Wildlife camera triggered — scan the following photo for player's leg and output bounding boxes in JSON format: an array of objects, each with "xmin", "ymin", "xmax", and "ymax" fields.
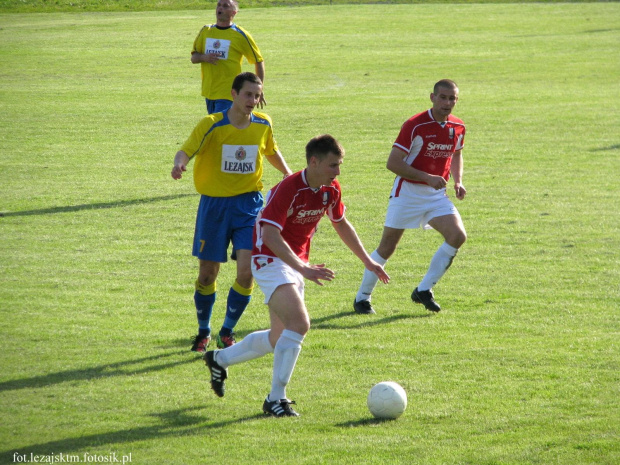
[
  {"xmin": 354, "ymin": 227, "xmax": 403, "ymax": 313},
  {"xmin": 264, "ymin": 283, "xmax": 307, "ymax": 417},
  {"xmin": 204, "ymin": 324, "xmax": 275, "ymax": 397},
  {"xmin": 191, "ymin": 260, "xmax": 220, "ymax": 352},
  {"xmin": 217, "ymin": 193, "xmax": 263, "ymax": 348},
  {"xmin": 269, "ymin": 284, "xmax": 309, "ymax": 400},
  {"xmin": 205, "ymin": 324, "xmax": 276, "ymax": 398},
  {"xmin": 413, "ymin": 213, "xmax": 466, "ymax": 312},
  {"xmin": 191, "ymin": 195, "xmax": 230, "ymax": 352},
  {"xmin": 355, "ymin": 184, "xmax": 429, "ymax": 314},
  {"xmin": 204, "ymin": 251, "xmax": 274, "ymax": 399},
  {"xmin": 217, "ymin": 249, "xmax": 253, "ymax": 348}
]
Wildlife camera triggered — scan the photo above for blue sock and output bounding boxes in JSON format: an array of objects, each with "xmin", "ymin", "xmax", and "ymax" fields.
[
  {"xmin": 194, "ymin": 280, "xmax": 216, "ymax": 337},
  {"xmin": 221, "ymin": 281, "xmax": 252, "ymax": 336}
]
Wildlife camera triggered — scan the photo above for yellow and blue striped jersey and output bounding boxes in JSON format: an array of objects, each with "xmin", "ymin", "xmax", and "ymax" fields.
[
  {"xmin": 192, "ymin": 24, "xmax": 263, "ymax": 100},
  {"xmin": 181, "ymin": 111, "xmax": 279, "ymax": 197}
]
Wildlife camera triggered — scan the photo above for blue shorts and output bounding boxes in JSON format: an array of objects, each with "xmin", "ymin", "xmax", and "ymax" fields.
[
  {"xmin": 206, "ymin": 99, "xmax": 233, "ymax": 115},
  {"xmin": 193, "ymin": 191, "xmax": 263, "ymax": 263}
]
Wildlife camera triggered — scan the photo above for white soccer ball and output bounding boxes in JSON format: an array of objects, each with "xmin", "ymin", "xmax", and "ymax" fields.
[{"xmin": 367, "ymin": 381, "xmax": 407, "ymax": 419}]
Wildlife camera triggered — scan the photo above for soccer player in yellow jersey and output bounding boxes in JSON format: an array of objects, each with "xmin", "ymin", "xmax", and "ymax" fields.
[
  {"xmin": 191, "ymin": 0, "xmax": 265, "ymax": 114},
  {"xmin": 172, "ymin": 72, "xmax": 292, "ymax": 352}
]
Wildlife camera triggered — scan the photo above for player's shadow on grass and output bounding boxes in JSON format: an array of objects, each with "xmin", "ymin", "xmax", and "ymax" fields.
[
  {"xmin": 0, "ymin": 407, "xmax": 267, "ymax": 461},
  {"xmin": 162, "ymin": 311, "xmax": 433, "ymax": 349},
  {"xmin": 0, "ymin": 194, "xmax": 195, "ymax": 217},
  {"xmin": 0, "ymin": 350, "xmax": 195, "ymax": 392},
  {"xmin": 311, "ymin": 311, "xmax": 432, "ymax": 331},
  {"xmin": 590, "ymin": 143, "xmax": 620, "ymax": 152}
]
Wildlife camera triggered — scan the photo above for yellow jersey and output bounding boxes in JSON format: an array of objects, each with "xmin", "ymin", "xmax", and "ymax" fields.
[
  {"xmin": 181, "ymin": 111, "xmax": 279, "ymax": 197},
  {"xmin": 192, "ymin": 24, "xmax": 263, "ymax": 100}
]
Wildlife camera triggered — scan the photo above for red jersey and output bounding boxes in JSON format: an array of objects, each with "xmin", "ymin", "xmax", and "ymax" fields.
[
  {"xmin": 392, "ymin": 109, "xmax": 465, "ymax": 194},
  {"xmin": 252, "ymin": 169, "xmax": 346, "ymax": 263}
]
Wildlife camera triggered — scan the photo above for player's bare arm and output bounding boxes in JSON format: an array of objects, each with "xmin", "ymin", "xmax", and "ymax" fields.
[
  {"xmin": 171, "ymin": 151, "xmax": 190, "ymax": 180},
  {"xmin": 264, "ymin": 150, "xmax": 293, "ymax": 178},
  {"xmin": 191, "ymin": 52, "xmax": 220, "ymax": 65},
  {"xmin": 254, "ymin": 61, "xmax": 266, "ymax": 108},
  {"xmin": 386, "ymin": 147, "xmax": 447, "ymax": 190},
  {"xmin": 261, "ymin": 224, "xmax": 335, "ymax": 286},
  {"xmin": 331, "ymin": 219, "xmax": 390, "ymax": 284},
  {"xmin": 450, "ymin": 150, "xmax": 466, "ymax": 200}
]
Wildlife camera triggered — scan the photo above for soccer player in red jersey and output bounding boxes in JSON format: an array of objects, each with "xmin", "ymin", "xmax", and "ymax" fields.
[
  {"xmin": 354, "ymin": 79, "xmax": 467, "ymax": 314},
  {"xmin": 204, "ymin": 134, "xmax": 389, "ymax": 417}
]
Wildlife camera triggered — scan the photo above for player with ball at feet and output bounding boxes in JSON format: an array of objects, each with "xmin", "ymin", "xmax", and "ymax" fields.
[
  {"xmin": 354, "ymin": 79, "xmax": 468, "ymax": 314},
  {"xmin": 204, "ymin": 134, "xmax": 389, "ymax": 417}
]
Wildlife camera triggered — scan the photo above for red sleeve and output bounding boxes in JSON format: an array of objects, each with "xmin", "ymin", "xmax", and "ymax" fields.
[
  {"xmin": 393, "ymin": 118, "xmax": 415, "ymax": 153},
  {"xmin": 259, "ymin": 180, "xmax": 292, "ymax": 231},
  {"xmin": 327, "ymin": 180, "xmax": 346, "ymax": 223}
]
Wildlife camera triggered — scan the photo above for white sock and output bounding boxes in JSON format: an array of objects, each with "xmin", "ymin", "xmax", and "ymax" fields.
[
  {"xmin": 215, "ymin": 330, "xmax": 273, "ymax": 368},
  {"xmin": 418, "ymin": 242, "xmax": 458, "ymax": 291},
  {"xmin": 355, "ymin": 250, "xmax": 387, "ymax": 302},
  {"xmin": 269, "ymin": 329, "xmax": 304, "ymax": 401}
]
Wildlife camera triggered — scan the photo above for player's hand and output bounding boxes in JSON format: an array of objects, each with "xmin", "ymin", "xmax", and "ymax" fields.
[
  {"xmin": 426, "ymin": 174, "xmax": 447, "ymax": 190},
  {"xmin": 301, "ymin": 263, "xmax": 335, "ymax": 286},
  {"xmin": 454, "ymin": 183, "xmax": 466, "ymax": 200},
  {"xmin": 257, "ymin": 92, "xmax": 266, "ymax": 109},
  {"xmin": 366, "ymin": 260, "xmax": 390, "ymax": 284},
  {"xmin": 204, "ymin": 53, "xmax": 220, "ymax": 65},
  {"xmin": 171, "ymin": 163, "xmax": 186, "ymax": 180}
]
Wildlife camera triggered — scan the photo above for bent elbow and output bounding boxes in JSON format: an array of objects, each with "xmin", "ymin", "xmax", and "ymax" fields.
[{"xmin": 386, "ymin": 159, "xmax": 398, "ymax": 174}]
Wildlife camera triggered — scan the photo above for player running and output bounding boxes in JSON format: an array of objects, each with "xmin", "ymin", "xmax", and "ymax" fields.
[
  {"xmin": 204, "ymin": 134, "xmax": 389, "ymax": 417},
  {"xmin": 354, "ymin": 79, "xmax": 468, "ymax": 314}
]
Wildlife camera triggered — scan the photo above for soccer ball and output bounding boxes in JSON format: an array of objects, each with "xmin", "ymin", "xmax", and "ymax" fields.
[{"xmin": 367, "ymin": 381, "xmax": 407, "ymax": 419}]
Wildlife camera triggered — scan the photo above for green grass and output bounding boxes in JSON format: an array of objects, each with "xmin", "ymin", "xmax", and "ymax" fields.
[
  {"xmin": 0, "ymin": 0, "xmax": 610, "ymax": 13},
  {"xmin": 1, "ymin": 2, "xmax": 619, "ymax": 464}
]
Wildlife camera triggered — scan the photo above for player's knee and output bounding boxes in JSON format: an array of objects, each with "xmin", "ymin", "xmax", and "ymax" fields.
[
  {"xmin": 236, "ymin": 270, "xmax": 253, "ymax": 289},
  {"xmin": 450, "ymin": 230, "xmax": 467, "ymax": 249},
  {"xmin": 197, "ymin": 272, "xmax": 217, "ymax": 287},
  {"xmin": 290, "ymin": 318, "xmax": 310, "ymax": 336},
  {"xmin": 198, "ymin": 261, "xmax": 219, "ymax": 285},
  {"xmin": 458, "ymin": 229, "xmax": 467, "ymax": 246}
]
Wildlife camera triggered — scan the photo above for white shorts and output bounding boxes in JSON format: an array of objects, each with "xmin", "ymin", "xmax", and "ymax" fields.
[
  {"xmin": 251, "ymin": 256, "xmax": 305, "ymax": 304},
  {"xmin": 385, "ymin": 182, "xmax": 460, "ymax": 230}
]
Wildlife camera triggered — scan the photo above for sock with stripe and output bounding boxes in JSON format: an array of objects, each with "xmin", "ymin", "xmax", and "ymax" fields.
[
  {"xmin": 194, "ymin": 280, "xmax": 216, "ymax": 337},
  {"xmin": 418, "ymin": 242, "xmax": 458, "ymax": 291},
  {"xmin": 355, "ymin": 250, "xmax": 388, "ymax": 303},
  {"xmin": 220, "ymin": 280, "xmax": 253, "ymax": 337}
]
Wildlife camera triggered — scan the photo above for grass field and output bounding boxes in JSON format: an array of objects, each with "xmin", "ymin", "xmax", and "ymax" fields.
[
  {"xmin": 1, "ymin": 2, "xmax": 619, "ymax": 464},
  {"xmin": 0, "ymin": 0, "xmax": 607, "ymax": 14}
]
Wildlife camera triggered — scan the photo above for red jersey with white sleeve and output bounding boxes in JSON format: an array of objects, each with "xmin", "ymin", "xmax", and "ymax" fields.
[
  {"xmin": 392, "ymin": 109, "xmax": 465, "ymax": 193},
  {"xmin": 252, "ymin": 169, "xmax": 346, "ymax": 263}
]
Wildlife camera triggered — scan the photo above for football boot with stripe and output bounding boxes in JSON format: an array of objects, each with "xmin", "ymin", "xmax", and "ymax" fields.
[{"xmin": 262, "ymin": 397, "xmax": 300, "ymax": 417}]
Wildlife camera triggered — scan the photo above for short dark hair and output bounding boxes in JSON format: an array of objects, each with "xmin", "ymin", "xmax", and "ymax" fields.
[
  {"xmin": 305, "ymin": 134, "xmax": 345, "ymax": 163},
  {"xmin": 232, "ymin": 72, "xmax": 263, "ymax": 93},
  {"xmin": 433, "ymin": 79, "xmax": 459, "ymax": 94}
]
